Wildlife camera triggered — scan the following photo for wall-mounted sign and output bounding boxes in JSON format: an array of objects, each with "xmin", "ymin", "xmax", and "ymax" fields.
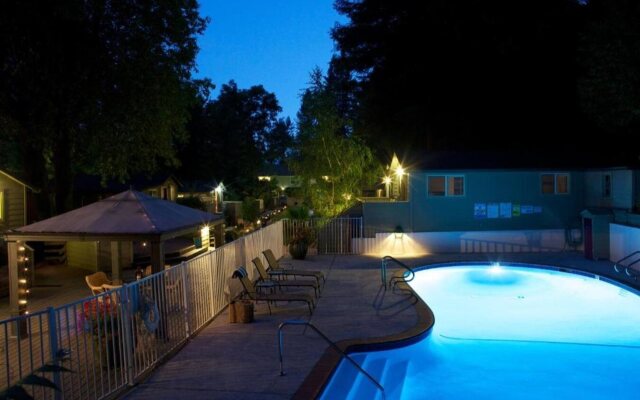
[
  {"xmin": 521, "ymin": 205, "xmax": 534, "ymax": 214},
  {"xmin": 500, "ymin": 202, "xmax": 512, "ymax": 218},
  {"xmin": 513, "ymin": 204, "xmax": 521, "ymax": 217},
  {"xmin": 474, "ymin": 203, "xmax": 487, "ymax": 219},
  {"xmin": 487, "ymin": 203, "xmax": 499, "ymax": 219}
]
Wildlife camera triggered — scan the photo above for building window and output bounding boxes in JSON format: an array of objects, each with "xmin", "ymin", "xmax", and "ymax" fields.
[
  {"xmin": 428, "ymin": 175, "xmax": 464, "ymax": 197},
  {"xmin": 428, "ymin": 176, "xmax": 445, "ymax": 196},
  {"xmin": 448, "ymin": 176, "xmax": 465, "ymax": 196},
  {"xmin": 541, "ymin": 173, "xmax": 570, "ymax": 195},
  {"xmin": 602, "ymin": 174, "xmax": 611, "ymax": 198}
]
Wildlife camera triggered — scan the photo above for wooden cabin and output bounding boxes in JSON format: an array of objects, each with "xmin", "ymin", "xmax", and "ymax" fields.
[{"xmin": 0, "ymin": 169, "xmax": 36, "ymax": 232}]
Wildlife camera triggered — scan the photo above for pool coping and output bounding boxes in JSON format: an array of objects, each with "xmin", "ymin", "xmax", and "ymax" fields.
[
  {"xmin": 293, "ymin": 260, "xmax": 640, "ymax": 399},
  {"xmin": 292, "ymin": 268, "xmax": 435, "ymax": 400}
]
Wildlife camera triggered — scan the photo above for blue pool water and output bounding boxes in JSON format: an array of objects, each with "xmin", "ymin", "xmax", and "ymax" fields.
[{"xmin": 320, "ymin": 264, "xmax": 640, "ymax": 399}]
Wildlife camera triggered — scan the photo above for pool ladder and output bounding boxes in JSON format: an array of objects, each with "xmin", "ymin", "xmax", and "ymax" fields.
[
  {"xmin": 613, "ymin": 250, "xmax": 640, "ymax": 279},
  {"xmin": 381, "ymin": 255, "xmax": 416, "ymax": 288},
  {"xmin": 278, "ymin": 320, "xmax": 385, "ymax": 399}
]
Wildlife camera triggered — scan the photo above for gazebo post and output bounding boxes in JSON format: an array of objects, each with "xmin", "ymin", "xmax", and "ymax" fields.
[
  {"xmin": 150, "ymin": 240, "xmax": 165, "ymax": 274},
  {"xmin": 7, "ymin": 241, "xmax": 19, "ymax": 317},
  {"xmin": 110, "ymin": 241, "xmax": 122, "ymax": 282},
  {"xmin": 213, "ymin": 223, "xmax": 225, "ymax": 248},
  {"xmin": 7, "ymin": 241, "xmax": 27, "ymax": 337}
]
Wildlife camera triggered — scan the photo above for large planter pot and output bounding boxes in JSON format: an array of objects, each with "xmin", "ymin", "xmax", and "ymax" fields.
[{"xmin": 289, "ymin": 242, "xmax": 308, "ymax": 260}]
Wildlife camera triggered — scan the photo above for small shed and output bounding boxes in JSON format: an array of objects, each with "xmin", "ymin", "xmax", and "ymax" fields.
[
  {"xmin": 3, "ymin": 190, "xmax": 224, "ymax": 319},
  {"xmin": 580, "ymin": 208, "xmax": 614, "ymax": 260}
]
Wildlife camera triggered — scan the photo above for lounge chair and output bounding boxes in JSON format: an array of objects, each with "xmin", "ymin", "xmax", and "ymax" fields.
[
  {"xmin": 262, "ymin": 249, "xmax": 325, "ymax": 285},
  {"xmin": 85, "ymin": 272, "xmax": 121, "ymax": 295},
  {"xmin": 235, "ymin": 270, "xmax": 315, "ymax": 315},
  {"xmin": 252, "ymin": 257, "xmax": 320, "ymax": 298}
]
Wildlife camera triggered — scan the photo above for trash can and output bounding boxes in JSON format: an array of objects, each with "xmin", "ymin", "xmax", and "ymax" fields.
[{"xmin": 228, "ymin": 300, "xmax": 254, "ymax": 323}]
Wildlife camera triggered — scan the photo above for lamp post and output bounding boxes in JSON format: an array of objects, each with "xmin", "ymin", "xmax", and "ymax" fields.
[
  {"xmin": 214, "ymin": 183, "xmax": 224, "ymax": 213},
  {"xmin": 383, "ymin": 176, "xmax": 391, "ymax": 198},
  {"xmin": 395, "ymin": 166, "xmax": 405, "ymax": 199}
]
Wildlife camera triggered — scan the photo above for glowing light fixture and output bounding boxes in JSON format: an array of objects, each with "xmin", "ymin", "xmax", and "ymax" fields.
[
  {"xmin": 394, "ymin": 225, "xmax": 404, "ymax": 239},
  {"xmin": 382, "ymin": 176, "xmax": 392, "ymax": 185},
  {"xmin": 395, "ymin": 166, "xmax": 405, "ymax": 177},
  {"xmin": 201, "ymin": 225, "xmax": 210, "ymax": 237},
  {"xmin": 489, "ymin": 263, "xmax": 503, "ymax": 274}
]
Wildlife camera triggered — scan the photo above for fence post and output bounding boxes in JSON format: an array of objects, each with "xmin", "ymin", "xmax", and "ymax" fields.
[
  {"xmin": 180, "ymin": 262, "xmax": 190, "ymax": 338},
  {"xmin": 47, "ymin": 307, "xmax": 62, "ymax": 400},
  {"xmin": 121, "ymin": 285, "xmax": 136, "ymax": 386},
  {"xmin": 207, "ymin": 254, "xmax": 215, "ymax": 319},
  {"xmin": 360, "ymin": 217, "xmax": 364, "ymax": 240}
]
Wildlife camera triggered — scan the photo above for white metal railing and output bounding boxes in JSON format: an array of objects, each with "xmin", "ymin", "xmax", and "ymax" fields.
[
  {"xmin": 0, "ymin": 220, "xmax": 284, "ymax": 399},
  {"xmin": 282, "ymin": 217, "xmax": 363, "ymax": 255}
]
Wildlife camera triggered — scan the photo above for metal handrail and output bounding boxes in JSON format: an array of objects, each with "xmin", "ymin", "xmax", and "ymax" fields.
[
  {"xmin": 278, "ymin": 320, "xmax": 385, "ymax": 399},
  {"xmin": 614, "ymin": 251, "xmax": 640, "ymax": 273},
  {"xmin": 624, "ymin": 257, "xmax": 640, "ymax": 279},
  {"xmin": 382, "ymin": 256, "xmax": 415, "ymax": 289}
]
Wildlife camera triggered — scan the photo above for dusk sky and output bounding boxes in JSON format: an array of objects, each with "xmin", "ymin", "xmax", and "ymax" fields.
[{"xmin": 195, "ymin": 0, "xmax": 343, "ymax": 121}]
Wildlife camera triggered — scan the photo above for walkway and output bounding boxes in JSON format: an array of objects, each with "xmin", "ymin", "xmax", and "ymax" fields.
[{"xmin": 124, "ymin": 251, "xmax": 632, "ymax": 399}]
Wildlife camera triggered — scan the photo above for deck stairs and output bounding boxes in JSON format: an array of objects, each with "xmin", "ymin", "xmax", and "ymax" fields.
[{"xmin": 321, "ymin": 353, "xmax": 410, "ymax": 400}]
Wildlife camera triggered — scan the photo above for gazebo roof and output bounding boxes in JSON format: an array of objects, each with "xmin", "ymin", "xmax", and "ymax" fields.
[{"xmin": 6, "ymin": 190, "xmax": 222, "ymax": 240}]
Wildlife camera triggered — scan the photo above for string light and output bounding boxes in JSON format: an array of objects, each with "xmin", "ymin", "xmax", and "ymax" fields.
[{"xmin": 17, "ymin": 243, "xmax": 29, "ymax": 315}]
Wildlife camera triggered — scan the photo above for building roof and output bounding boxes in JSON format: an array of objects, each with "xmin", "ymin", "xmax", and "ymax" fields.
[
  {"xmin": 9, "ymin": 190, "xmax": 222, "ymax": 238},
  {"xmin": 0, "ymin": 169, "xmax": 36, "ymax": 190},
  {"xmin": 401, "ymin": 151, "xmax": 640, "ymax": 171}
]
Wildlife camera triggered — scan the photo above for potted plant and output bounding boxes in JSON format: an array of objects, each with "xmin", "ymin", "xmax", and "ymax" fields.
[
  {"xmin": 288, "ymin": 226, "xmax": 316, "ymax": 260},
  {"xmin": 84, "ymin": 298, "xmax": 122, "ymax": 370}
]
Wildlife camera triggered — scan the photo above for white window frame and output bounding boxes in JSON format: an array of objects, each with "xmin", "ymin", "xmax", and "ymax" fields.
[
  {"xmin": 541, "ymin": 173, "xmax": 570, "ymax": 195},
  {"xmin": 427, "ymin": 175, "xmax": 465, "ymax": 197}
]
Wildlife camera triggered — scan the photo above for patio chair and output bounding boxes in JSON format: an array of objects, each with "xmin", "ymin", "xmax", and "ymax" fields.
[
  {"xmin": 85, "ymin": 272, "xmax": 121, "ymax": 296},
  {"xmin": 235, "ymin": 268, "xmax": 315, "ymax": 315},
  {"xmin": 262, "ymin": 249, "xmax": 325, "ymax": 285},
  {"xmin": 252, "ymin": 257, "xmax": 320, "ymax": 298}
]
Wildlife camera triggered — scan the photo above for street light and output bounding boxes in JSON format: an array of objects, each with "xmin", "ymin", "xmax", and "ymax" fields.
[
  {"xmin": 382, "ymin": 176, "xmax": 392, "ymax": 198},
  {"xmin": 213, "ymin": 183, "xmax": 224, "ymax": 213},
  {"xmin": 395, "ymin": 165, "xmax": 405, "ymax": 199}
]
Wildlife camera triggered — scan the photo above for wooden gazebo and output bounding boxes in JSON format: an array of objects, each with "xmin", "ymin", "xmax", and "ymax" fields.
[{"xmin": 3, "ymin": 190, "xmax": 224, "ymax": 319}]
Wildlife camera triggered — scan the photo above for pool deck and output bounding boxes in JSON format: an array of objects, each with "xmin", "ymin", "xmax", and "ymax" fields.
[{"xmin": 124, "ymin": 251, "xmax": 635, "ymax": 400}]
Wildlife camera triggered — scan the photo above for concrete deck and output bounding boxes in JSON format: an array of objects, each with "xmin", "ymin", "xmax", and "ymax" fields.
[{"xmin": 124, "ymin": 251, "xmax": 636, "ymax": 400}]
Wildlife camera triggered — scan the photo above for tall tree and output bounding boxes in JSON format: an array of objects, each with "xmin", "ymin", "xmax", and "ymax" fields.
[
  {"xmin": 331, "ymin": 0, "xmax": 581, "ymax": 156},
  {"xmin": 0, "ymin": 0, "xmax": 207, "ymax": 213},
  {"xmin": 292, "ymin": 69, "xmax": 381, "ymax": 217},
  {"xmin": 577, "ymin": 0, "xmax": 640, "ymax": 152},
  {"xmin": 178, "ymin": 81, "xmax": 293, "ymax": 194}
]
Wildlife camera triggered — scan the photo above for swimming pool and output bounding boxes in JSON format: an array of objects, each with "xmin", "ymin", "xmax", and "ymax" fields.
[{"xmin": 320, "ymin": 263, "xmax": 640, "ymax": 399}]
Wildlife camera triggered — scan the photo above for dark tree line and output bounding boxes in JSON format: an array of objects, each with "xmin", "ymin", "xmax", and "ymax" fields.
[
  {"xmin": 0, "ymin": 0, "xmax": 207, "ymax": 213},
  {"xmin": 178, "ymin": 81, "xmax": 293, "ymax": 194},
  {"xmin": 329, "ymin": 0, "xmax": 640, "ymax": 162},
  {"xmin": 0, "ymin": 1, "xmax": 293, "ymax": 214}
]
